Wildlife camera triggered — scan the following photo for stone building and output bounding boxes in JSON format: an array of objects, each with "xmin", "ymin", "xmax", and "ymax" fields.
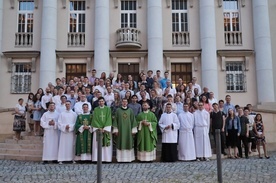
[{"xmin": 0, "ymin": 0, "xmax": 275, "ymax": 108}]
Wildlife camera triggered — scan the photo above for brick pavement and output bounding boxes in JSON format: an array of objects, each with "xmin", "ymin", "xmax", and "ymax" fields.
[{"xmin": 0, "ymin": 152, "xmax": 275, "ymax": 183}]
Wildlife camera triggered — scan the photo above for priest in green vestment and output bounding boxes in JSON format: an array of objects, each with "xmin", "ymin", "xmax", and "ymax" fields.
[
  {"xmin": 91, "ymin": 97, "xmax": 113, "ymax": 162},
  {"xmin": 113, "ymin": 98, "xmax": 138, "ymax": 162},
  {"xmin": 75, "ymin": 103, "xmax": 93, "ymax": 161},
  {"xmin": 136, "ymin": 102, "xmax": 158, "ymax": 161}
]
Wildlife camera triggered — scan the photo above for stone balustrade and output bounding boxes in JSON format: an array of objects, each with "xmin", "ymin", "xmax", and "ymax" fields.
[
  {"xmin": 172, "ymin": 32, "xmax": 190, "ymax": 46},
  {"xmin": 116, "ymin": 27, "xmax": 141, "ymax": 48},
  {"xmin": 15, "ymin": 33, "xmax": 33, "ymax": 47},
  {"xmin": 224, "ymin": 31, "xmax": 242, "ymax": 45},
  {"xmin": 68, "ymin": 32, "xmax": 85, "ymax": 46}
]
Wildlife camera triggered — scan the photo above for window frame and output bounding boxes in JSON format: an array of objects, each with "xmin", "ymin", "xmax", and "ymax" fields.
[
  {"xmin": 17, "ymin": 0, "xmax": 34, "ymax": 33},
  {"xmin": 171, "ymin": 0, "xmax": 188, "ymax": 33},
  {"xmin": 11, "ymin": 62, "xmax": 32, "ymax": 94},
  {"xmin": 68, "ymin": 0, "xmax": 86, "ymax": 33},
  {"xmin": 225, "ymin": 61, "xmax": 246, "ymax": 92},
  {"xmin": 223, "ymin": 0, "xmax": 240, "ymax": 32},
  {"xmin": 120, "ymin": 0, "xmax": 137, "ymax": 28}
]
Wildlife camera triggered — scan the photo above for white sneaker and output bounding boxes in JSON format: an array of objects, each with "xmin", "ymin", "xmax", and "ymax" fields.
[
  {"xmin": 205, "ymin": 158, "xmax": 210, "ymax": 161},
  {"xmin": 59, "ymin": 162, "xmax": 63, "ymax": 165}
]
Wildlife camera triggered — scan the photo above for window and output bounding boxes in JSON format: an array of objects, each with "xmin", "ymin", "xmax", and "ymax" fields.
[
  {"xmin": 69, "ymin": 1, "xmax": 85, "ymax": 33},
  {"xmin": 11, "ymin": 63, "xmax": 32, "ymax": 93},
  {"xmin": 121, "ymin": 1, "xmax": 137, "ymax": 28},
  {"xmin": 226, "ymin": 62, "xmax": 246, "ymax": 92},
  {"xmin": 172, "ymin": 0, "xmax": 188, "ymax": 32},
  {"xmin": 66, "ymin": 64, "xmax": 87, "ymax": 83},
  {"xmin": 171, "ymin": 63, "xmax": 192, "ymax": 86},
  {"xmin": 68, "ymin": 1, "xmax": 86, "ymax": 46},
  {"xmin": 16, "ymin": 1, "xmax": 34, "ymax": 46},
  {"xmin": 223, "ymin": 0, "xmax": 242, "ymax": 45},
  {"xmin": 171, "ymin": 0, "xmax": 189, "ymax": 45}
]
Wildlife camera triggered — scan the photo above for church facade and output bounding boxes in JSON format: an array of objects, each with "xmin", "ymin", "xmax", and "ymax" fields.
[{"xmin": 0, "ymin": 0, "xmax": 275, "ymax": 108}]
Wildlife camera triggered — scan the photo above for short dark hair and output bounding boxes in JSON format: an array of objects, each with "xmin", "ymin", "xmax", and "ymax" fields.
[
  {"xmin": 98, "ymin": 97, "xmax": 105, "ymax": 101},
  {"xmin": 243, "ymin": 107, "xmax": 249, "ymax": 111}
]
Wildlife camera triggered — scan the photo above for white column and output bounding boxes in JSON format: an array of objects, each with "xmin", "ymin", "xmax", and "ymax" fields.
[
  {"xmin": 199, "ymin": 0, "xmax": 218, "ymax": 96},
  {"xmin": 0, "ymin": 0, "xmax": 2, "ymax": 54},
  {"xmin": 94, "ymin": 0, "xmax": 109, "ymax": 76},
  {"xmin": 39, "ymin": 0, "xmax": 57, "ymax": 88},
  {"xmin": 252, "ymin": 0, "xmax": 275, "ymax": 103},
  {"xmin": 147, "ymin": 0, "xmax": 163, "ymax": 73}
]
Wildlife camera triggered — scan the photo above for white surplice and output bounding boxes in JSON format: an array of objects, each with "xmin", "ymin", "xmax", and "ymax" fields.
[
  {"xmin": 178, "ymin": 111, "xmax": 196, "ymax": 161},
  {"xmin": 193, "ymin": 109, "xmax": 212, "ymax": 158},
  {"xmin": 92, "ymin": 126, "xmax": 113, "ymax": 162},
  {"xmin": 158, "ymin": 112, "xmax": 180, "ymax": 143},
  {"xmin": 57, "ymin": 110, "xmax": 77, "ymax": 162},
  {"xmin": 40, "ymin": 110, "xmax": 59, "ymax": 161}
]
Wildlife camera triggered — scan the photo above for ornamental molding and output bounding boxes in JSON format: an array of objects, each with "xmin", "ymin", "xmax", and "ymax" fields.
[
  {"xmin": 217, "ymin": 50, "xmax": 254, "ymax": 71},
  {"xmin": 11, "ymin": 0, "xmax": 39, "ymax": 9},
  {"xmin": 114, "ymin": 0, "xmax": 141, "ymax": 8},
  {"xmin": 3, "ymin": 51, "xmax": 40, "ymax": 72}
]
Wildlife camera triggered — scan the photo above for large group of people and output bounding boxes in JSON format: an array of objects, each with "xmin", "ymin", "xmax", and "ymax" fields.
[{"xmin": 13, "ymin": 69, "xmax": 270, "ymax": 164}]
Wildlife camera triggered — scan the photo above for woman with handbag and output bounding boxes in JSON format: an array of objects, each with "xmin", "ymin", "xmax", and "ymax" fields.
[{"xmin": 13, "ymin": 98, "xmax": 26, "ymax": 140}]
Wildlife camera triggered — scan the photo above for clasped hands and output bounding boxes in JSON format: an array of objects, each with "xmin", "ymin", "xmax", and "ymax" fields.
[{"xmin": 142, "ymin": 120, "xmax": 150, "ymax": 126}]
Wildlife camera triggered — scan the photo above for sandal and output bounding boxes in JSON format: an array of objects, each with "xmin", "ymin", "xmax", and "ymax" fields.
[{"xmin": 265, "ymin": 156, "xmax": 270, "ymax": 159}]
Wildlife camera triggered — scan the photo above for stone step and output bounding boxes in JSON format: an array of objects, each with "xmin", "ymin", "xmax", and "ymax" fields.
[
  {"xmin": 5, "ymin": 139, "xmax": 43, "ymax": 144},
  {"xmin": 21, "ymin": 135, "xmax": 43, "ymax": 140},
  {"xmin": 0, "ymin": 143, "xmax": 43, "ymax": 149},
  {"xmin": 0, "ymin": 148, "xmax": 42, "ymax": 156},
  {"xmin": 0, "ymin": 154, "xmax": 42, "ymax": 161}
]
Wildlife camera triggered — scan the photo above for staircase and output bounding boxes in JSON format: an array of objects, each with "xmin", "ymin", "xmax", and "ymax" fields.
[
  {"xmin": 0, "ymin": 135, "xmax": 43, "ymax": 161},
  {"xmin": 0, "ymin": 134, "xmax": 262, "ymax": 162}
]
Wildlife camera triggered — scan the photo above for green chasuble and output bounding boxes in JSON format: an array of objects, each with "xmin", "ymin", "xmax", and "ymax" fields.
[
  {"xmin": 113, "ymin": 107, "xmax": 138, "ymax": 150},
  {"xmin": 92, "ymin": 106, "xmax": 112, "ymax": 147},
  {"xmin": 75, "ymin": 114, "xmax": 93, "ymax": 156},
  {"xmin": 136, "ymin": 111, "xmax": 158, "ymax": 152}
]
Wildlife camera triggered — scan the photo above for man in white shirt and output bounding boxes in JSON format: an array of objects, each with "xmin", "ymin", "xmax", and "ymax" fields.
[
  {"xmin": 194, "ymin": 102, "xmax": 212, "ymax": 161},
  {"xmin": 178, "ymin": 103, "xmax": 196, "ymax": 161},
  {"xmin": 192, "ymin": 77, "xmax": 202, "ymax": 95},
  {"xmin": 104, "ymin": 86, "xmax": 114, "ymax": 107},
  {"xmin": 93, "ymin": 79, "xmax": 106, "ymax": 96},
  {"xmin": 41, "ymin": 87, "xmax": 52, "ymax": 111},
  {"xmin": 158, "ymin": 103, "xmax": 180, "ymax": 162},
  {"xmin": 40, "ymin": 102, "xmax": 59, "ymax": 164},
  {"xmin": 56, "ymin": 95, "xmax": 67, "ymax": 114},
  {"xmin": 74, "ymin": 94, "xmax": 92, "ymax": 115},
  {"xmin": 52, "ymin": 88, "xmax": 64, "ymax": 106},
  {"xmin": 57, "ymin": 101, "xmax": 77, "ymax": 164}
]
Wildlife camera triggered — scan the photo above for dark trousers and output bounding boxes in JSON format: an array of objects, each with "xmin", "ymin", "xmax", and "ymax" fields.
[
  {"xmin": 212, "ymin": 130, "xmax": 226, "ymax": 153},
  {"xmin": 249, "ymin": 130, "xmax": 256, "ymax": 150},
  {"xmin": 237, "ymin": 135, "xmax": 249, "ymax": 158}
]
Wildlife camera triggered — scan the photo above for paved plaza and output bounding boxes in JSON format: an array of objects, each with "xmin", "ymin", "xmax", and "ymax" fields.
[{"xmin": 0, "ymin": 152, "xmax": 275, "ymax": 183}]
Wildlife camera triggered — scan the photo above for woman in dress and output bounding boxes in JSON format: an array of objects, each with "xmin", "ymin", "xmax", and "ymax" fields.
[
  {"xmin": 13, "ymin": 98, "xmax": 26, "ymax": 140},
  {"xmin": 201, "ymin": 95, "xmax": 212, "ymax": 112},
  {"xmin": 26, "ymin": 93, "xmax": 34, "ymax": 133},
  {"xmin": 32, "ymin": 93, "xmax": 43, "ymax": 136},
  {"xmin": 225, "ymin": 108, "xmax": 241, "ymax": 158},
  {"xmin": 253, "ymin": 114, "xmax": 270, "ymax": 159}
]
